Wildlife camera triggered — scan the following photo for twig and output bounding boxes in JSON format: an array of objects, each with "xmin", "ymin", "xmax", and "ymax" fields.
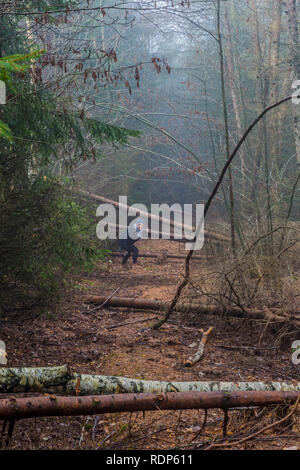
[
  {"xmin": 0, "ymin": 420, "xmax": 7, "ymax": 449},
  {"xmin": 84, "ymin": 287, "xmax": 120, "ymax": 316},
  {"xmin": 255, "ymin": 365, "xmax": 296, "ymax": 382},
  {"xmin": 5, "ymin": 419, "xmax": 15, "ymax": 448},
  {"xmin": 223, "ymin": 409, "xmax": 229, "ymax": 437},
  {"xmin": 191, "ymin": 409, "xmax": 208, "ymax": 442},
  {"xmin": 204, "ymin": 393, "xmax": 300, "ymax": 450},
  {"xmin": 97, "ymin": 429, "xmax": 116, "ymax": 448},
  {"xmin": 79, "ymin": 416, "xmax": 90, "ymax": 446},
  {"xmin": 124, "ymin": 427, "xmax": 168, "ymax": 445},
  {"xmin": 92, "ymin": 416, "xmax": 100, "ymax": 441}
]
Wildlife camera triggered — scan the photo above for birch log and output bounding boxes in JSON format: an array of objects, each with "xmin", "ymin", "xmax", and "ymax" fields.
[{"xmin": 0, "ymin": 366, "xmax": 299, "ymax": 396}]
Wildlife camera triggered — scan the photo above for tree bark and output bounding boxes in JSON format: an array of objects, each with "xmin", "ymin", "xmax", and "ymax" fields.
[
  {"xmin": 84, "ymin": 295, "xmax": 247, "ymax": 318},
  {"xmin": 224, "ymin": 5, "xmax": 246, "ymax": 191},
  {"xmin": 0, "ymin": 366, "xmax": 300, "ymax": 396},
  {"xmin": 217, "ymin": 0, "xmax": 236, "ymax": 256},
  {"xmin": 0, "ymin": 365, "xmax": 72, "ymax": 394},
  {"xmin": 0, "ymin": 391, "xmax": 299, "ymax": 420},
  {"xmin": 267, "ymin": 0, "xmax": 282, "ymax": 159},
  {"xmin": 285, "ymin": 0, "xmax": 300, "ymax": 165}
]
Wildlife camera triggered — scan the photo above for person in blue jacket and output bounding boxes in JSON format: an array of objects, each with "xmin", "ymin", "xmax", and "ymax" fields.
[{"xmin": 118, "ymin": 220, "xmax": 145, "ymax": 266}]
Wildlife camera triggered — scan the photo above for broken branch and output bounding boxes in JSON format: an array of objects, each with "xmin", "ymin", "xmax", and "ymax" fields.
[{"xmin": 184, "ymin": 327, "xmax": 214, "ymax": 367}]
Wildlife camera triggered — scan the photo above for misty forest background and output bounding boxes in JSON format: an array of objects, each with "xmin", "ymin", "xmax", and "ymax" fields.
[{"xmin": 0, "ymin": 0, "xmax": 300, "ymax": 314}]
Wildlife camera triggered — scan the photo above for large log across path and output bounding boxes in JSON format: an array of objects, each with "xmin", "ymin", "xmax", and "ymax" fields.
[
  {"xmin": 0, "ymin": 366, "xmax": 299, "ymax": 396},
  {"xmin": 104, "ymin": 221, "xmax": 195, "ymax": 242},
  {"xmin": 0, "ymin": 391, "xmax": 298, "ymax": 420},
  {"xmin": 84, "ymin": 295, "xmax": 247, "ymax": 317},
  {"xmin": 84, "ymin": 295, "xmax": 300, "ymax": 327},
  {"xmin": 108, "ymin": 252, "xmax": 210, "ymax": 260}
]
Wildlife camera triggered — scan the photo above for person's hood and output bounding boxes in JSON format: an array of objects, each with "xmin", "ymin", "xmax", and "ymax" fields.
[{"xmin": 134, "ymin": 220, "xmax": 144, "ymax": 231}]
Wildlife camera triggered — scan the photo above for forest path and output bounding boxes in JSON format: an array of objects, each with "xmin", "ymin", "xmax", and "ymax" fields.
[{"xmin": 1, "ymin": 239, "xmax": 299, "ymax": 449}]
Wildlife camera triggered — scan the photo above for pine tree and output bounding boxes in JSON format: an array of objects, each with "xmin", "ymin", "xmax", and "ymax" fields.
[{"xmin": 0, "ymin": 3, "xmax": 140, "ymax": 310}]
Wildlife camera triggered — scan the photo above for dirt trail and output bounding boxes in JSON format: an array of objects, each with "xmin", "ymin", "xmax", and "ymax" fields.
[{"xmin": 0, "ymin": 240, "xmax": 299, "ymax": 450}]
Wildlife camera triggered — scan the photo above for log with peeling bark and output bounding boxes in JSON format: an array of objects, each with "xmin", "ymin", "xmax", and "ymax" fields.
[
  {"xmin": 184, "ymin": 327, "xmax": 214, "ymax": 367},
  {"xmin": 0, "ymin": 391, "xmax": 299, "ymax": 420},
  {"xmin": 0, "ymin": 366, "xmax": 300, "ymax": 396}
]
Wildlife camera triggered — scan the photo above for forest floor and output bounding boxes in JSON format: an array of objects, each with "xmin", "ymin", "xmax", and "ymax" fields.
[{"xmin": 1, "ymin": 239, "xmax": 300, "ymax": 450}]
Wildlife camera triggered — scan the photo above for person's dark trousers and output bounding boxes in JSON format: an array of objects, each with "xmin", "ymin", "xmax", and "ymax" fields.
[
  {"xmin": 130, "ymin": 245, "xmax": 138, "ymax": 263},
  {"xmin": 118, "ymin": 241, "xmax": 139, "ymax": 264}
]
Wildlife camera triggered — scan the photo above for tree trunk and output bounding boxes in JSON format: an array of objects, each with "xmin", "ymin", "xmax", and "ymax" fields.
[
  {"xmin": 84, "ymin": 294, "xmax": 247, "ymax": 318},
  {"xmin": 217, "ymin": 0, "xmax": 236, "ymax": 256},
  {"xmin": 0, "ymin": 366, "xmax": 300, "ymax": 396},
  {"xmin": 268, "ymin": 0, "xmax": 283, "ymax": 159},
  {"xmin": 224, "ymin": 5, "xmax": 246, "ymax": 189},
  {"xmin": 285, "ymin": 0, "xmax": 300, "ymax": 165},
  {"xmin": 83, "ymin": 294, "xmax": 299, "ymax": 326},
  {"xmin": 78, "ymin": 189, "xmax": 231, "ymax": 244},
  {"xmin": 0, "ymin": 391, "xmax": 298, "ymax": 420}
]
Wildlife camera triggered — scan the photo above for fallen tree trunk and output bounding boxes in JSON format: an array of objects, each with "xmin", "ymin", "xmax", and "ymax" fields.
[
  {"xmin": 0, "ymin": 391, "xmax": 299, "ymax": 420},
  {"xmin": 107, "ymin": 223, "xmax": 226, "ymax": 245},
  {"xmin": 84, "ymin": 295, "xmax": 300, "ymax": 327},
  {"xmin": 1, "ymin": 366, "xmax": 299, "ymax": 396},
  {"xmin": 108, "ymin": 252, "xmax": 210, "ymax": 260},
  {"xmin": 84, "ymin": 295, "xmax": 245, "ymax": 317},
  {"xmin": 0, "ymin": 365, "xmax": 72, "ymax": 393},
  {"xmin": 106, "ymin": 222, "xmax": 196, "ymax": 243},
  {"xmin": 84, "ymin": 295, "xmax": 261, "ymax": 319},
  {"xmin": 105, "ymin": 221, "xmax": 194, "ymax": 241},
  {"xmin": 78, "ymin": 190, "xmax": 230, "ymax": 244}
]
